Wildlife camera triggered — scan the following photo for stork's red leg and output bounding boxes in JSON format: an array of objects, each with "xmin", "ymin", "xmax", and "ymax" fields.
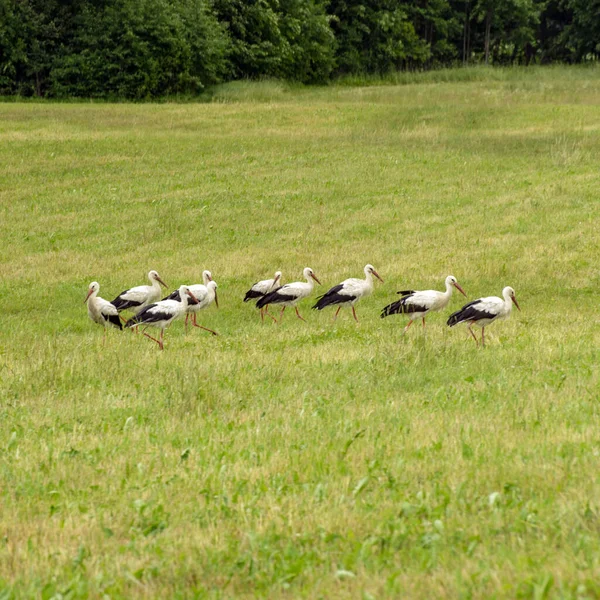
[
  {"xmin": 295, "ymin": 307, "xmax": 306, "ymax": 322},
  {"xmin": 265, "ymin": 309, "xmax": 278, "ymax": 324},
  {"xmin": 260, "ymin": 307, "xmax": 265, "ymax": 322},
  {"xmin": 192, "ymin": 317, "xmax": 218, "ymax": 336},
  {"xmin": 143, "ymin": 331, "xmax": 162, "ymax": 347},
  {"xmin": 352, "ymin": 306, "xmax": 359, "ymax": 323},
  {"xmin": 119, "ymin": 315, "xmax": 127, "ymax": 324},
  {"xmin": 422, "ymin": 317, "xmax": 426, "ymax": 329},
  {"xmin": 403, "ymin": 320, "xmax": 413, "ymax": 334},
  {"xmin": 481, "ymin": 327, "xmax": 485, "ymax": 347},
  {"xmin": 468, "ymin": 324, "xmax": 478, "ymax": 345},
  {"xmin": 159, "ymin": 329, "xmax": 164, "ymax": 350},
  {"xmin": 334, "ymin": 307, "xmax": 341, "ymax": 321}
]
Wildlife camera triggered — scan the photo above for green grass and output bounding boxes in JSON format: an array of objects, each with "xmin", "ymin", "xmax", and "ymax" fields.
[{"xmin": 0, "ymin": 66, "xmax": 599, "ymax": 599}]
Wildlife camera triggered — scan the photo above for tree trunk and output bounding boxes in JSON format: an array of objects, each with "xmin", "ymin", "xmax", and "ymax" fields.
[
  {"xmin": 463, "ymin": 0, "xmax": 470, "ymax": 65},
  {"xmin": 484, "ymin": 5, "xmax": 493, "ymax": 65}
]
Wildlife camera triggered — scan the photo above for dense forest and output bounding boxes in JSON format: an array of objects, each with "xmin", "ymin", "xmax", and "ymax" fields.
[{"xmin": 0, "ymin": 0, "xmax": 598, "ymax": 98}]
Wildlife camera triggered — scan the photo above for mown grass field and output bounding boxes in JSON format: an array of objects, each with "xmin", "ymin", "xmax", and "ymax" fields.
[{"xmin": 1, "ymin": 67, "xmax": 599, "ymax": 598}]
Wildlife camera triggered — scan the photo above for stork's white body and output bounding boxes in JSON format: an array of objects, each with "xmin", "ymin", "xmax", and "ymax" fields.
[
  {"xmin": 186, "ymin": 281, "xmax": 217, "ymax": 314},
  {"xmin": 270, "ymin": 278, "xmax": 315, "ymax": 307},
  {"xmin": 245, "ymin": 271, "xmax": 282, "ymax": 299},
  {"xmin": 313, "ymin": 264, "xmax": 383, "ymax": 322},
  {"xmin": 126, "ymin": 285, "xmax": 197, "ymax": 349},
  {"xmin": 256, "ymin": 268, "xmax": 320, "ymax": 322},
  {"xmin": 381, "ymin": 275, "xmax": 466, "ymax": 332},
  {"xmin": 163, "ymin": 271, "xmax": 218, "ymax": 334},
  {"xmin": 447, "ymin": 286, "xmax": 520, "ymax": 346},
  {"xmin": 86, "ymin": 284, "xmax": 121, "ymax": 328},
  {"xmin": 85, "ymin": 282, "xmax": 122, "ymax": 342},
  {"xmin": 111, "ymin": 270, "xmax": 167, "ymax": 314}
]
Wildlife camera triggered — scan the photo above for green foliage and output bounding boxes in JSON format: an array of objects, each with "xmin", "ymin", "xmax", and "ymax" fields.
[
  {"xmin": 212, "ymin": 0, "xmax": 286, "ymax": 78},
  {"xmin": 0, "ymin": 0, "xmax": 597, "ymax": 96},
  {"xmin": 49, "ymin": 0, "xmax": 230, "ymax": 98},
  {"xmin": 327, "ymin": 0, "xmax": 430, "ymax": 73},
  {"xmin": 278, "ymin": 0, "xmax": 336, "ymax": 83},
  {"xmin": 567, "ymin": 0, "xmax": 600, "ymax": 59}
]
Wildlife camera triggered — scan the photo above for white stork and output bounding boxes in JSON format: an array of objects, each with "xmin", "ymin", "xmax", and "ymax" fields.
[
  {"xmin": 447, "ymin": 286, "xmax": 521, "ymax": 346},
  {"xmin": 162, "ymin": 270, "xmax": 212, "ymax": 303},
  {"xmin": 165, "ymin": 279, "xmax": 219, "ymax": 335},
  {"xmin": 125, "ymin": 285, "xmax": 198, "ymax": 350},
  {"xmin": 380, "ymin": 275, "xmax": 467, "ymax": 333},
  {"xmin": 111, "ymin": 270, "xmax": 168, "ymax": 320},
  {"xmin": 163, "ymin": 270, "xmax": 216, "ymax": 333},
  {"xmin": 244, "ymin": 271, "xmax": 282, "ymax": 322},
  {"xmin": 85, "ymin": 282, "xmax": 122, "ymax": 340},
  {"xmin": 256, "ymin": 267, "xmax": 320, "ymax": 323},
  {"xmin": 312, "ymin": 264, "xmax": 383, "ymax": 323}
]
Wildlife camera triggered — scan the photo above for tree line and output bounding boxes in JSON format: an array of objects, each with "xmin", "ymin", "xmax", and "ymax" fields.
[{"xmin": 0, "ymin": 0, "xmax": 598, "ymax": 99}]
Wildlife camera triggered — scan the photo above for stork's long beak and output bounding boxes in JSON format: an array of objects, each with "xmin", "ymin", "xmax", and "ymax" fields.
[
  {"xmin": 207, "ymin": 273, "xmax": 213, "ymax": 282},
  {"xmin": 512, "ymin": 296, "xmax": 521, "ymax": 311},
  {"xmin": 157, "ymin": 275, "xmax": 168, "ymax": 288},
  {"xmin": 187, "ymin": 290, "xmax": 199, "ymax": 305},
  {"xmin": 454, "ymin": 282, "xmax": 467, "ymax": 297},
  {"xmin": 84, "ymin": 288, "xmax": 93, "ymax": 303},
  {"xmin": 214, "ymin": 290, "xmax": 219, "ymax": 309},
  {"xmin": 311, "ymin": 273, "xmax": 322, "ymax": 285},
  {"xmin": 372, "ymin": 270, "xmax": 384, "ymax": 283}
]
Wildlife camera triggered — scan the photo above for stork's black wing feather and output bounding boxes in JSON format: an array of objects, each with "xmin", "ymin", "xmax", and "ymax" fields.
[
  {"xmin": 312, "ymin": 285, "xmax": 355, "ymax": 310},
  {"xmin": 381, "ymin": 293, "xmax": 428, "ymax": 318},
  {"xmin": 396, "ymin": 289, "xmax": 416, "ymax": 296},
  {"xmin": 111, "ymin": 291, "xmax": 143, "ymax": 312},
  {"xmin": 104, "ymin": 313, "xmax": 123, "ymax": 330},
  {"xmin": 446, "ymin": 299, "xmax": 492, "ymax": 326},
  {"xmin": 125, "ymin": 303, "xmax": 171, "ymax": 327},
  {"xmin": 162, "ymin": 290, "xmax": 180, "ymax": 302},
  {"xmin": 244, "ymin": 288, "xmax": 264, "ymax": 302},
  {"xmin": 256, "ymin": 286, "xmax": 297, "ymax": 308}
]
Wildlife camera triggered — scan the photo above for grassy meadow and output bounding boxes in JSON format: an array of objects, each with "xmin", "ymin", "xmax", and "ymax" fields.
[{"xmin": 0, "ymin": 67, "xmax": 599, "ymax": 598}]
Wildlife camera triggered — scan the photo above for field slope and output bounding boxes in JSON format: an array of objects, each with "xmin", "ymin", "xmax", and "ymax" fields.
[{"xmin": 0, "ymin": 68, "xmax": 599, "ymax": 598}]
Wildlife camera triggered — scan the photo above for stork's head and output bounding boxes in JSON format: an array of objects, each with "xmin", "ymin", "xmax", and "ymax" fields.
[
  {"xmin": 503, "ymin": 286, "xmax": 520, "ymax": 311},
  {"xmin": 181, "ymin": 285, "xmax": 199, "ymax": 306},
  {"xmin": 274, "ymin": 271, "xmax": 282, "ymax": 284},
  {"xmin": 149, "ymin": 270, "xmax": 167, "ymax": 288},
  {"xmin": 85, "ymin": 281, "xmax": 100, "ymax": 303},
  {"xmin": 208, "ymin": 280, "xmax": 219, "ymax": 308},
  {"xmin": 304, "ymin": 267, "xmax": 321, "ymax": 285},
  {"xmin": 446, "ymin": 275, "xmax": 467, "ymax": 297},
  {"xmin": 203, "ymin": 270, "xmax": 213, "ymax": 285},
  {"xmin": 365, "ymin": 264, "xmax": 384, "ymax": 283}
]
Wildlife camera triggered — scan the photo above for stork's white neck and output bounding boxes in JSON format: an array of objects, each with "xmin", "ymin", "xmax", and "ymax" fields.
[
  {"xmin": 149, "ymin": 276, "xmax": 161, "ymax": 292},
  {"xmin": 443, "ymin": 278, "xmax": 454, "ymax": 300},
  {"xmin": 179, "ymin": 287, "xmax": 189, "ymax": 310},
  {"xmin": 303, "ymin": 270, "xmax": 315, "ymax": 289},
  {"xmin": 363, "ymin": 268, "xmax": 374, "ymax": 291},
  {"xmin": 502, "ymin": 288, "xmax": 513, "ymax": 312}
]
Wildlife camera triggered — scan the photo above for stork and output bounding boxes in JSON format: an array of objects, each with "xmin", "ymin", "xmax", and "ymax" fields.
[
  {"xmin": 447, "ymin": 286, "xmax": 521, "ymax": 346},
  {"xmin": 380, "ymin": 275, "xmax": 467, "ymax": 333},
  {"xmin": 163, "ymin": 271, "xmax": 217, "ymax": 334},
  {"xmin": 256, "ymin": 268, "xmax": 320, "ymax": 323},
  {"xmin": 312, "ymin": 264, "xmax": 383, "ymax": 323},
  {"xmin": 111, "ymin": 270, "xmax": 168, "ymax": 321},
  {"xmin": 85, "ymin": 282, "xmax": 122, "ymax": 340},
  {"xmin": 244, "ymin": 271, "xmax": 282, "ymax": 322},
  {"xmin": 125, "ymin": 285, "xmax": 198, "ymax": 350}
]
